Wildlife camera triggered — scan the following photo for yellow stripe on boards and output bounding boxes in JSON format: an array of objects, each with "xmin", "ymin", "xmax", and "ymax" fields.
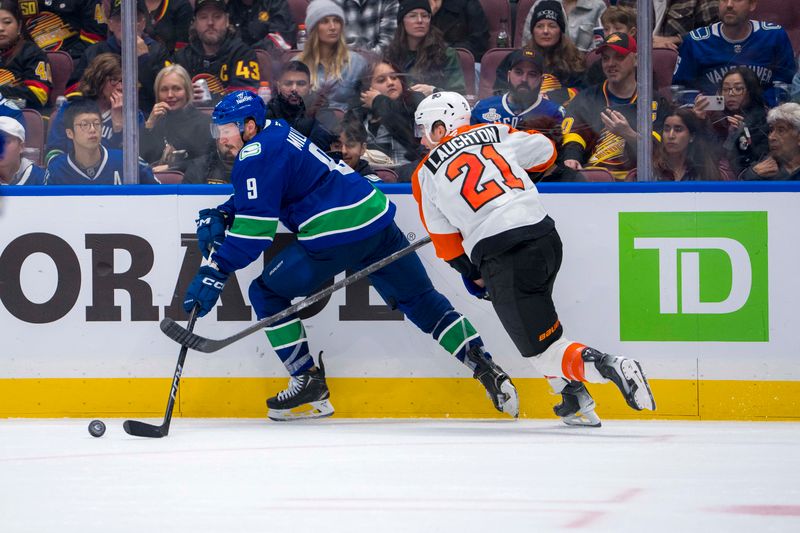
[{"xmin": 0, "ymin": 378, "xmax": 798, "ymax": 420}]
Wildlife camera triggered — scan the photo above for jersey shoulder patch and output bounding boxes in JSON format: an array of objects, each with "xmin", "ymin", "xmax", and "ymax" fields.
[{"xmin": 239, "ymin": 142, "xmax": 262, "ymax": 161}]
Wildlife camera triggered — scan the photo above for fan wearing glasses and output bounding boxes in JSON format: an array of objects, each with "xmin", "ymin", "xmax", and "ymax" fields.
[
  {"xmin": 692, "ymin": 66, "xmax": 769, "ymax": 173},
  {"xmin": 45, "ymin": 99, "xmax": 158, "ymax": 185}
]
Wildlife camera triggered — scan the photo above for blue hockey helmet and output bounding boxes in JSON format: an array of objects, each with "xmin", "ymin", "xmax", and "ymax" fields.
[{"xmin": 210, "ymin": 90, "xmax": 266, "ymax": 138}]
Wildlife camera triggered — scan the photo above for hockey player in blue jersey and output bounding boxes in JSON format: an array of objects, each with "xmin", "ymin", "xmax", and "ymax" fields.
[
  {"xmin": 673, "ymin": 0, "xmax": 795, "ymax": 107},
  {"xmin": 183, "ymin": 90, "xmax": 519, "ymax": 421},
  {"xmin": 472, "ymin": 49, "xmax": 565, "ymax": 129},
  {"xmin": 45, "ymin": 100, "xmax": 158, "ymax": 185}
]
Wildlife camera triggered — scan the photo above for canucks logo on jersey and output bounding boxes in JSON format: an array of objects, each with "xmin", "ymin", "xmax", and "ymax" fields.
[{"xmin": 471, "ymin": 94, "xmax": 565, "ymax": 129}]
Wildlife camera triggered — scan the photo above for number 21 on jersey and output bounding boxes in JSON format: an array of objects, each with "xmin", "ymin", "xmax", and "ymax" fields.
[{"xmin": 445, "ymin": 145, "xmax": 524, "ymax": 211}]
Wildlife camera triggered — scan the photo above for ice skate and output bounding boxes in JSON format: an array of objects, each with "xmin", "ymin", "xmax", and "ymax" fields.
[
  {"xmin": 267, "ymin": 355, "xmax": 334, "ymax": 421},
  {"xmin": 465, "ymin": 346, "xmax": 519, "ymax": 418},
  {"xmin": 553, "ymin": 381, "xmax": 601, "ymax": 427},
  {"xmin": 584, "ymin": 348, "xmax": 656, "ymax": 411}
]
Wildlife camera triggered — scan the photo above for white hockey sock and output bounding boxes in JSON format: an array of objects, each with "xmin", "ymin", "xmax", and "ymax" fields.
[{"xmin": 530, "ymin": 337, "xmax": 607, "ymax": 384}]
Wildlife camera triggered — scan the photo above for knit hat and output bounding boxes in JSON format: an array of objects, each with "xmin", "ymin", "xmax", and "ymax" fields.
[
  {"xmin": 305, "ymin": 0, "xmax": 345, "ymax": 31},
  {"xmin": 397, "ymin": 0, "xmax": 432, "ymax": 23},
  {"xmin": 531, "ymin": 0, "xmax": 566, "ymax": 34}
]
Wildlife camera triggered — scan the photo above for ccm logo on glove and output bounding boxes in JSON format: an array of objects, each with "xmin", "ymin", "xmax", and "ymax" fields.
[{"xmin": 202, "ymin": 276, "xmax": 226, "ymax": 290}]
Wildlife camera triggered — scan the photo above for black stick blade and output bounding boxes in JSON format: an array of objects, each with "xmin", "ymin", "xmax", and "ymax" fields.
[
  {"xmin": 123, "ymin": 419, "xmax": 166, "ymax": 438},
  {"xmin": 159, "ymin": 317, "xmax": 224, "ymax": 353}
]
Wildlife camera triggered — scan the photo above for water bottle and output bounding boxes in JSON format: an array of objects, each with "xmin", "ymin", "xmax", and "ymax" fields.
[
  {"xmin": 296, "ymin": 24, "xmax": 307, "ymax": 51},
  {"xmin": 496, "ymin": 19, "xmax": 510, "ymax": 48},
  {"xmin": 258, "ymin": 81, "xmax": 272, "ymax": 104},
  {"xmin": 55, "ymin": 95, "xmax": 68, "ymax": 110}
]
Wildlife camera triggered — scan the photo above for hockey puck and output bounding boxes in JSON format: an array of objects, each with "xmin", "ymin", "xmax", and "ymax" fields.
[{"xmin": 88, "ymin": 420, "xmax": 106, "ymax": 438}]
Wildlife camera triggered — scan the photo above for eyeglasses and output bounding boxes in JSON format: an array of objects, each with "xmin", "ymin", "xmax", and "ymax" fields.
[
  {"xmin": 74, "ymin": 121, "xmax": 102, "ymax": 131},
  {"xmin": 107, "ymin": 77, "xmax": 123, "ymax": 86},
  {"xmin": 404, "ymin": 12, "xmax": 431, "ymax": 21},
  {"xmin": 721, "ymin": 85, "xmax": 746, "ymax": 96}
]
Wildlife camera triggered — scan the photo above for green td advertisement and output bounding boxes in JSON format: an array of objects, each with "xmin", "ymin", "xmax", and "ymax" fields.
[{"xmin": 619, "ymin": 212, "xmax": 768, "ymax": 341}]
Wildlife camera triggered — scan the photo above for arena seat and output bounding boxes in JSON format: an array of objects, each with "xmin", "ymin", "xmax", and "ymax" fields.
[
  {"xmin": 653, "ymin": 48, "xmax": 678, "ymax": 96},
  {"xmin": 752, "ymin": 0, "xmax": 800, "ymax": 52},
  {"xmin": 455, "ymin": 48, "xmax": 477, "ymax": 96},
  {"xmin": 21, "ymin": 109, "xmax": 45, "ymax": 166},
  {"xmin": 478, "ymin": 0, "xmax": 512, "ymax": 48},
  {"xmin": 478, "ymin": 47, "xmax": 514, "ymax": 98},
  {"xmin": 288, "ymin": 0, "xmax": 310, "ymax": 28},
  {"xmin": 255, "ymin": 49, "xmax": 275, "ymax": 86},
  {"xmin": 579, "ymin": 168, "xmax": 614, "ymax": 182},
  {"xmin": 514, "ymin": 0, "xmax": 536, "ymax": 47},
  {"xmin": 46, "ymin": 51, "xmax": 73, "ymax": 107},
  {"xmin": 155, "ymin": 170, "xmax": 185, "ymax": 184},
  {"xmin": 374, "ymin": 168, "xmax": 399, "ymax": 183}
]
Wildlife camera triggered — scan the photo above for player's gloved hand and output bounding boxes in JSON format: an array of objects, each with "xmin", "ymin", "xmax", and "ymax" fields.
[
  {"xmin": 462, "ymin": 275, "xmax": 489, "ymax": 300},
  {"xmin": 184, "ymin": 265, "xmax": 229, "ymax": 317},
  {"xmin": 196, "ymin": 208, "xmax": 228, "ymax": 259}
]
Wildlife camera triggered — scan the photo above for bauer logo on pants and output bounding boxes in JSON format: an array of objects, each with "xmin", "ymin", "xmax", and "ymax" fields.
[{"xmin": 618, "ymin": 211, "xmax": 768, "ymax": 341}]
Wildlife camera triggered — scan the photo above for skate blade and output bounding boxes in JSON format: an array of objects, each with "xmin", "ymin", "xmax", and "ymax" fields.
[
  {"xmin": 562, "ymin": 411, "xmax": 602, "ymax": 428},
  {"xmin": 621, "ymin": 359, "xmax": 656, "ymax": 411},
  {"xmin": 499, "ymin": 379, "xmax": 519, "ymax": 418},
  {"xmin": 268, "ymin": 399, "xmax": 335, "ymax": 421}
]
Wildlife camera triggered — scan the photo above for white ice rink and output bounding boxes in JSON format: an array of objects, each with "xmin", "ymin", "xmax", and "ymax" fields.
[{"xmin": 1, "ymin": 418, "xmax": 799, "ymax": 533}]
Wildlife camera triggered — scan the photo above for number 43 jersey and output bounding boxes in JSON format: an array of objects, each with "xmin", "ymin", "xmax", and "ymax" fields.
[{"xmin": 412, "ymin": 123, "xmax": 556, "ymax": 262}]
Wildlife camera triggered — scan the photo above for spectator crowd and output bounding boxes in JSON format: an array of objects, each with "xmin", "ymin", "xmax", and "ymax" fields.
[{"xmin": 1, "ymin": 0, "xmax": 799, "ymax": 186}]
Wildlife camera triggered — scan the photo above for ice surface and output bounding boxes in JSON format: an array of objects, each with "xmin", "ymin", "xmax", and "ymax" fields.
[{"xmin": 1, "ymin": 419, "xmax": 799, "ymax": 532}]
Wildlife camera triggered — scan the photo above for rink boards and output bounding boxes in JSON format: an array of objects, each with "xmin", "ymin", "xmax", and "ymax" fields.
[{"xmin": 1, "ymin": 183, "xmax": 798, "ymax": 420}]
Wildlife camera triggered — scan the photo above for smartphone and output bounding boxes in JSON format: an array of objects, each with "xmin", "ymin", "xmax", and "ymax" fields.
[{"xmin": 699, "ymin": 95, "xmax": 725, "ymax": 111}]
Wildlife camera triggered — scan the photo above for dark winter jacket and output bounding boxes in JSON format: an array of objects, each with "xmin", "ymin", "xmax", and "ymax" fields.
[
  {"xmin": 265, "ymin": 92, "xmax": 334, "ymax": 151},
  {"xmin": 390, "ymin": 47, "xmax": 466, "ymax": 95},
  {"xmin": 346, "ymin": 91, "xmax": 425, "ymax": 164},
  {"xmin": 228, "ymin": 0, "xmax": 295, "ymax": 46},
  {"xmin": 183, "ymin": 144, "xmax": 234, "ymax": 184},
  {"xmin": 431, "ymin": 0, "xmax": 490, "ymax": 61},
  {"xmin": 140, "ymin": 105, "xmax": 212, "ymax": 173}
]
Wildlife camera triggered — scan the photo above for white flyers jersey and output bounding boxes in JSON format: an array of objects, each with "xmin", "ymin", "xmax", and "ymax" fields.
[{"xmin": 411, "ymin": 123, "xmax": 556, "ymax": 261}]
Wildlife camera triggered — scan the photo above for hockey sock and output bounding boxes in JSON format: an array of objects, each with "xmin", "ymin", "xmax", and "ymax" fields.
[
  {"xmin": 531, "ymin": 337, "xmax": 607, "ymax": 384},
  {"xmin": 432, "ymin": 310, "xmax": 484, "ymax": 367},
  {"xmin": 264, "ymin": 317, "xmax": 313, "ymax": 376}
]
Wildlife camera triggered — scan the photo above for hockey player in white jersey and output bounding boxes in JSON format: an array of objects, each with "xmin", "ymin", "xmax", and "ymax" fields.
[{"xmin": 411, "ymin": 92, "xmax": 656, "ymax": 426}]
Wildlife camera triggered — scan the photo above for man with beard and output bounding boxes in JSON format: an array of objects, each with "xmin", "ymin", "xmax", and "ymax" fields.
[
  {"xmin": 471, "ymin": 49, "xmax": 565, "ymax": 130},
  {"xmin": 173, "ymin": 0, "xmax": 260, "ymax": 103},
  {"xmin": 265, "ymin": 61, "xmax": 334, "ymax": 151},
  {"xmin": 673, "ymin": 0, "xmax": 794, "ymax": 106}
]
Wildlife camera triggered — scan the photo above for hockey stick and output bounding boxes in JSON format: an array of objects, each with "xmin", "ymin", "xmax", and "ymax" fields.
[
  {"xmin": 159, "ymin": 235, "xmax": 432, "ymax": 353},
  {"xmin": 123, "ymin": 305, "xmax": 200, "ymax": 438}
]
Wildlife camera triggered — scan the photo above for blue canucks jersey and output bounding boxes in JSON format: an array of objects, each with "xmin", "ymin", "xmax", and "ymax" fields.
[
  {"xmin": 673, "ymin": 21, "xmax": 795, "ymax": 103},
  {"xmin": 471, "ymin": 94, "xmax": 565, "ymax": 129},
  {"xmin": 212, "ymin": 119, "xmax": 396, "ymax": 274},
  {"xmin": 45, "ymin": 146, "xmax": 158, "ymax": 185}
]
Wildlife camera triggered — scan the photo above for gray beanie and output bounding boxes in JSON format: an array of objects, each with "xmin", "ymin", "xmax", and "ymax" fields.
[{"xmin": 305, "ymin": 0, "xmax": 345, "ymax": 31}]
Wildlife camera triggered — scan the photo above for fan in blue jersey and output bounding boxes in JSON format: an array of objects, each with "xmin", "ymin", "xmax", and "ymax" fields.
[
  {"xmin": 0, "ymin": 117, "xmax": 44, "ymax": 185},
  {"xmin": 673, "ymin": 0, "xmax": 795, "ymax": 107},
  {"xmin": 45, "ymin": 100, "xmax": 158, "ymax": 185},
  {"xmin": 183, "ymin": 90, "xmax": 520, "ymax": 421},
  {"xmin": 472, "ymin": 48, "xmax": 565, "ymax": 129}
]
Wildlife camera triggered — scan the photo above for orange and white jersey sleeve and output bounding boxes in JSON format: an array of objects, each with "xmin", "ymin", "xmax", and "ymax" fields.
[{"xmin": 412, "ymin": 123, "xmax": 556, "ymax": 260}]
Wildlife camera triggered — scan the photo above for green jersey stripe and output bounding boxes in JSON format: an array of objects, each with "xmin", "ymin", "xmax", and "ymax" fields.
[
  {"xmin": 230, "ymin": 215, "xmax": 279, "ymax": 239},
  {"xmin": 298, "ymin": 189, "xmax": 390, "ymax": 240},
  {"xmin": 437, "ymin": 317, "xmax": 478, "ymax": 355},
  {"xmin": 265, "ymin": 319, "xmax": 306, "ymax": 347}
]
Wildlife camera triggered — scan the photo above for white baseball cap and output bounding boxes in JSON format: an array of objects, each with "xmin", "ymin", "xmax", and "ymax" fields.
[{"xmin": 0, "ymin": 116, "xmax": 25, "ymax": 142}]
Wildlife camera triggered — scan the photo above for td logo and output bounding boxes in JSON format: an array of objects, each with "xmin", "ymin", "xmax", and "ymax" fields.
[{"xmin": 619, "ymin": 212, "xmax": 768, "ymax": 341}]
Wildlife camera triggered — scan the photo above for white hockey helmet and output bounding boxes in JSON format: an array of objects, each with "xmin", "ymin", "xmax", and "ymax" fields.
[{"xmin": 414, "ymin": 91, "xmax": 471, "ymax": 142}]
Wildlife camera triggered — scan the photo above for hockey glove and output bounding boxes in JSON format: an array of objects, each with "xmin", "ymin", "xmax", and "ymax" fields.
[
  {"xmin": 462, "ymin": 275, "xmax": 490, "ymax": 300},
  {"xmin": 196, "ymin": 208, "xmax": 228, "ymax": 259},
  {"xmin": 184, "ymin": 265, "xmax": 229, "ymax": 317}
]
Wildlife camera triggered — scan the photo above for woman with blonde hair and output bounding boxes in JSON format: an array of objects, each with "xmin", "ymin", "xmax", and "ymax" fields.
[
  {"xmin": 297, "ymin": 0, "xmax": 368, "ymax": 112},
  {"xmin": 141, "ymin": 64, "xmax": 211, "ymax": 176}
]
